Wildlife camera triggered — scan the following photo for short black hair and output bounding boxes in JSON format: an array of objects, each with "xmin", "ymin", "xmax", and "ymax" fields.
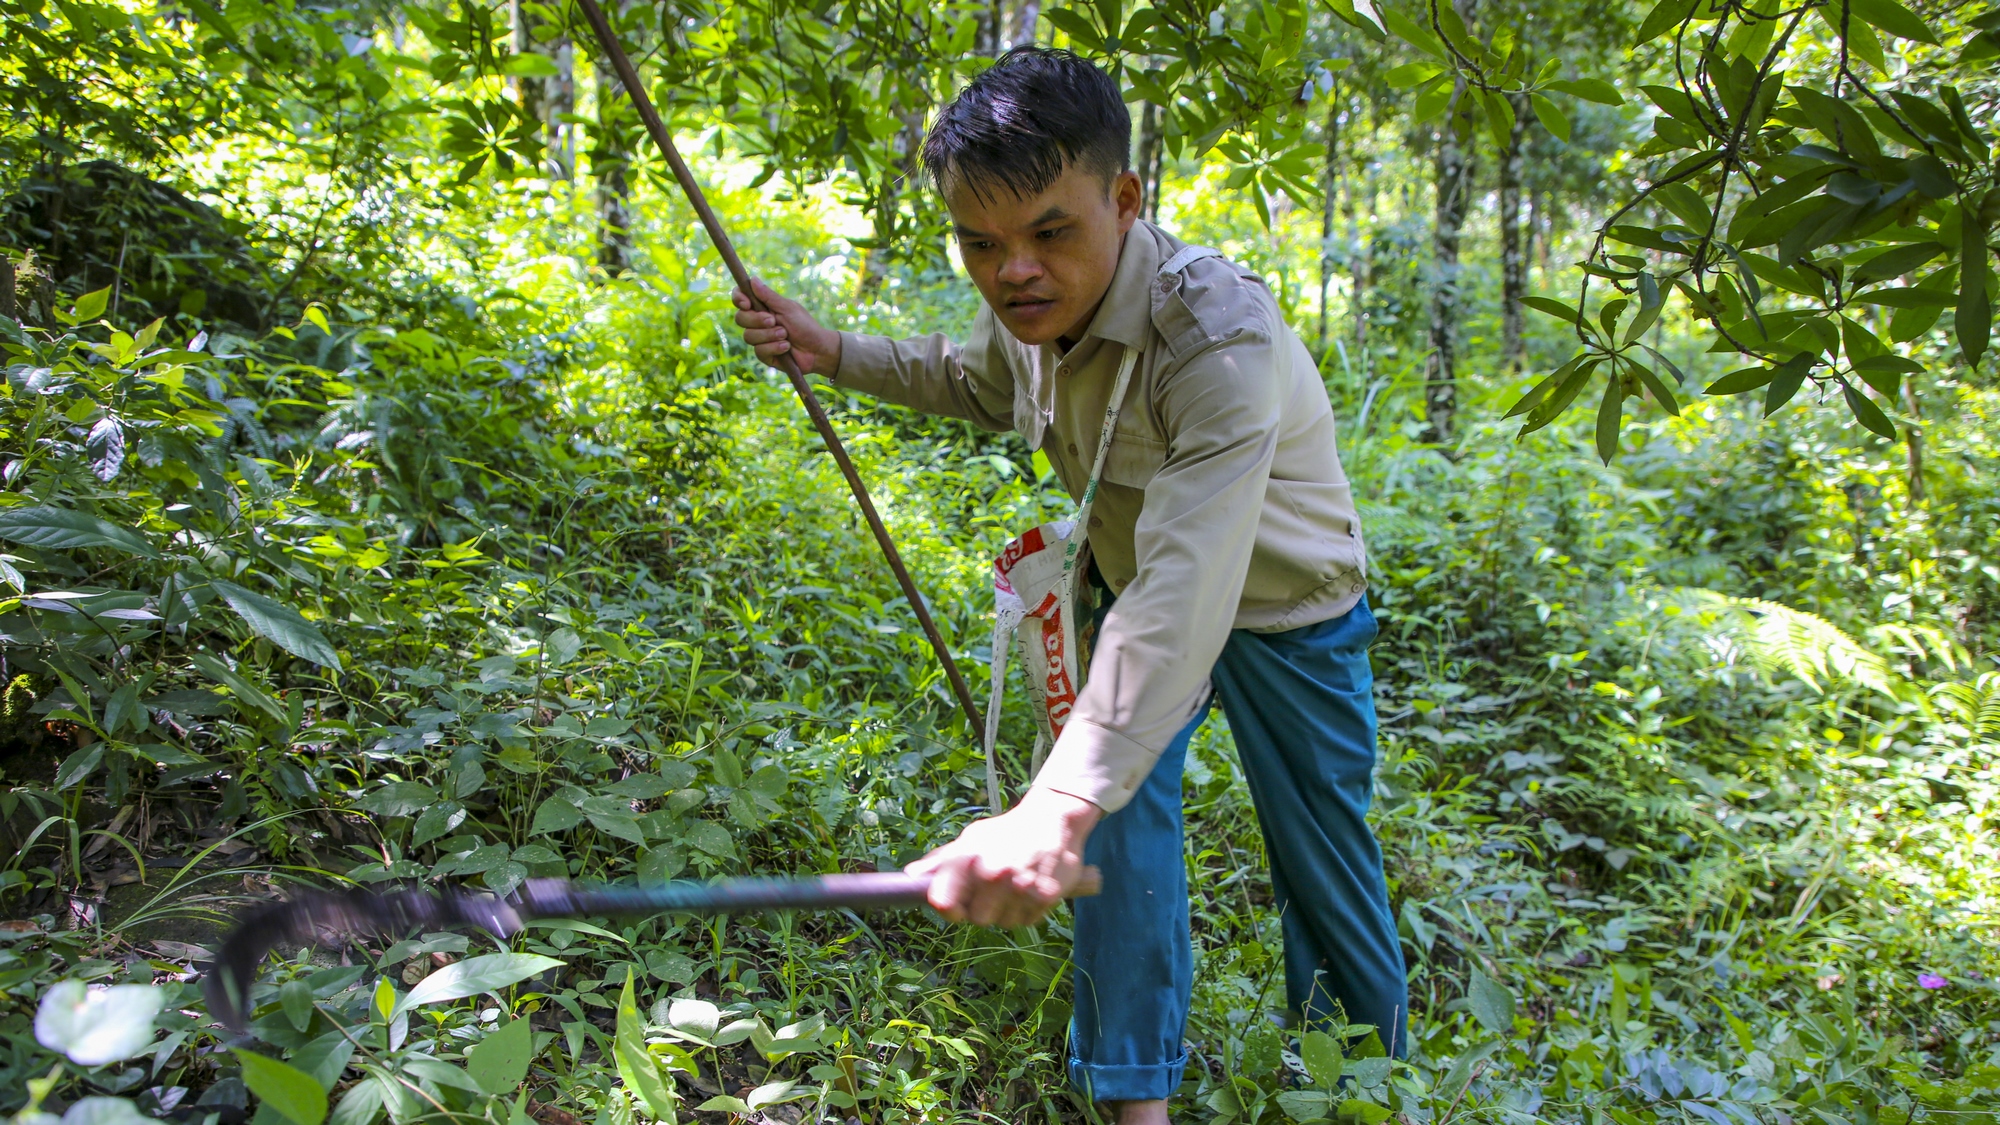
[{"xmin": 920, "ymin": 47, "xmax": 1131, "ymax": 202}]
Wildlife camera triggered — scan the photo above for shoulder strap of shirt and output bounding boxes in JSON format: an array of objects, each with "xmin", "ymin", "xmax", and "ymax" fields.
[{"xmin": 1158, "ymin": 243, "xmax": 1221, "ymax": 277}]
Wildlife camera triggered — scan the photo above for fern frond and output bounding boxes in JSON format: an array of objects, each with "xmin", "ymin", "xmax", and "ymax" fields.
[{"xmin": 1671, "ymin": 588, "xmax": 1900, "ymax": 699}]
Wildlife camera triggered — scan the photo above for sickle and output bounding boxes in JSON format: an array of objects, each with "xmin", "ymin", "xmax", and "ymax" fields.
[{"xmin": 201, "ymin": 868, "xmax": 1101, "ymax": 1031}]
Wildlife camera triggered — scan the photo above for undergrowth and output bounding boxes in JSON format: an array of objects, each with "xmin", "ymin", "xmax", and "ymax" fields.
[{"xmin": 1, "ymin": 169, "xmax": 1997, "ymax": 1125}]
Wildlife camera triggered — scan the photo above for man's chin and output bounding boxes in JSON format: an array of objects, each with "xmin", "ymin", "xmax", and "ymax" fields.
[{"xmin": 998, "ymin": 302, "xmax": 1067, "ymax": 345}]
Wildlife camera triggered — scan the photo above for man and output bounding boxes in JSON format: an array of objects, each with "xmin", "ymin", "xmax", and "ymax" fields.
[{"xmin": 732, "ymin": 47, "xmax": 1404, "ymax": 1123}]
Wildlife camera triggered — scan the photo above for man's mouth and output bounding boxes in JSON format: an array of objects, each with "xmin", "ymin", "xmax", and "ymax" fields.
[{"xmin": 1006, "ymin": 295, "xmax": 1058, "ymax": 316}]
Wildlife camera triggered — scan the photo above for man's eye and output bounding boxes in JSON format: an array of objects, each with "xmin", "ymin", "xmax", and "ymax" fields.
[
  {"xmin": 968, "ymin": 241, "xmax": 995, "ymax": 252},
  {"xmin": 1036, "ymin": 228, "xmax": 1061, "ymax": 240}
]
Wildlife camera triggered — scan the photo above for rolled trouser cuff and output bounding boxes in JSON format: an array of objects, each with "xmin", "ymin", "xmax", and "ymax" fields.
[{"xmin": 1066, "ymin": 1051, "xmax": 1189, "ymax": 1103}]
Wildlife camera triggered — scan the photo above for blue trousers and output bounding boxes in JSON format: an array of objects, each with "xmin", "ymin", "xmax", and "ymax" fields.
[{"xmin": 1066, "ymin": 596, "xmax": 1406, "ymax": 1101}]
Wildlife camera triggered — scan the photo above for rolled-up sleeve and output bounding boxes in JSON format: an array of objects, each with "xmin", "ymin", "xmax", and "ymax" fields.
[
  {"xmin": 831, "ymin": 307, "xmax": 1015, "ymax": 431},
  {"xmin": 1031, "ymin": 326, "xmax": 1284, "ymax": 813}
]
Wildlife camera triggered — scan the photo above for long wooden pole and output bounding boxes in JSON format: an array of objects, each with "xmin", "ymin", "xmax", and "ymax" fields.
[{"xmin": 571, "ymin": 0, "xmax": 985, "ymax": 738}]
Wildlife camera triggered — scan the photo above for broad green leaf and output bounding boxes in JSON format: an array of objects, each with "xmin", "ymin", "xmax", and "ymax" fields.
[
  {"xmin": 234, "ymin": 1049, "xmax": 328, "ymax": 1125},
  {"xmin": 326, "ymin": 1081, "xmax": 382, "ymax": 1125},
  {"xmin": 1841, "ymin": 379, "xmax": 1900, "ymax": 440},
  {"xmin": 1624, "ymin": 272, "xmax": 1664, "ymax": 345},
  {"xmin": 615, "ymin": 969, "xmax": 679, "ymax": 1121},
  {"xmin": 1853, "ymin": 242, "xmax": 1944, "ymax": 287},
  {"xmin": 35, "ymin": 981, "xmax": 164, "ymax": 1065},
  {"xmin": 1849, "ymin": 0, "xmax": 1939, "ymax": 43},
  {"xmin": 683, "ymin": 819, "xmax": 736, "ymax": 858},
  {"xmin": 466, "ymin": 1017, "xmax": 535, "ymax": 1094},
  {"xmin": 1519, "ymin": 357, "xmax": 1602, "ymax": 435},
  {"xmin": 530, "ymin": 797, "xmax": 585, "ymax": 834},
  {"xmin": 1854, "ymin": 287, "xmax": 1954, "ymax": 308},
  {"xmin": 500, "ymin": 53, "xmax": 561, "ymax": 77},
  {"xmin": 393, "ymin": 953, "xmax": 562, "ymax": 1017},
  {"xmin": 1530, "ymin": 93, "xmax": 1570, "ymax": 142},
  {"xmin": 1381, "ymin": 8, "xmax": 1446, "ymax": 59},
  {"xmin": 280, "ymin": 979, "xmax": 315, "ymax": 1031},
  {"xmin": 1300, "ymin": 1029, "xmax": 1344, "ymax": 1086},
  {"xmin": 1467, "ymin": 969, "xmax": 1516, "ymax": 1033},
  {"xmin": 0, "ymin": 508, "xmax": 157, "ymax": 558},
  {"xmin": 1274, "ymin": 1089, "xmax": 1332, "ymax": 1122},
  {"xmin": 410, "ymin": 801, "xmax": 467, "ymax": 847},
  {"xmin": 212, "ymin": 580, "xmax": 341, "ymax": 669},
  {"xmin": 1337, "ymin": 1099, "xmax": 1395, "ymax": 1125},
  {"xmin": 1630, "ymin": 359, "xmax": 1683, "ymax": 416},
  {"xmin": 1521, "ymin": 296, "xmax": 1582, "ymax": 324},
  {"xmin": 1959, "ymin": 197, "xmax": 1991, "ymax": 366},
  {"xmin": 291, "ymin": 1030, "xmax": 356, "ymax": 1090},
  {"xmin": 1765, "ymin": 352, "xmax": 1815, "ymax": 414},
  {"xmin": 58, "ymin": 1099, "xmax": 152, "ymax": 1125},
  {"xmin": 668, "ymin": 997, "xmax": 722, "ymax": 1041},
  {"xmin": 1595, "ymin": 372, "xmax": 1625, "ymax": 463},
  {"xmin": 1635, "ymin": 0, "xmax": 1699, "ymax": 44},
  {"xmin": 1436, "ymin": 1038, "xmax": 1504, "ymax": 1103},
  {"xmin": 1383, "ymin": 62, "xmax": 1443, "ymax": 89},
  {"xmin": 1545, "ymin": 77, "xmax": 1623, "ymax": 106},
  {"xmin": 53, "ymin": 745, "xmax": 106, "ymax": 790},
  {"xmin": 354, "ymin": 781, "xmax": 438, "ymax": 818},
  {"xmin": 72, "ymin": 286, "xmax": 111, "ymax": 323}
]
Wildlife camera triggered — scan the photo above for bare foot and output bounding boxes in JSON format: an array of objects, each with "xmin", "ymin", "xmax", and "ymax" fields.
[{"xmin": 1111, "ymin": 1100, "xmax": 1170, "ymax": 1125}]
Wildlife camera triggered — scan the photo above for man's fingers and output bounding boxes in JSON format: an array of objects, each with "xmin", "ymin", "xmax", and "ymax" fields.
[{"xmin": 926, "ymin": 855, "xmax": 973, "ymax": 919}]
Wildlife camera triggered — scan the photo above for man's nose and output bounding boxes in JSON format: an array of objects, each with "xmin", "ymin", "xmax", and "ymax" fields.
[{"xmin": 996, "ymin": 250, "xmax": 1043, "ymax": 288}]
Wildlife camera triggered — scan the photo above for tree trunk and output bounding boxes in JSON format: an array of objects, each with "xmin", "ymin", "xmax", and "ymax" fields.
[
  {"xmin": 1902, "ymin": 380, "xmax": 1925, "ymax": 502},
  {"xmin": 1498, "ymin": 92, "xmax": 1529, "ymax": 374},
  {"xmin": 1348, "ymin": 127, "xmax": 1372, "ymax": 381},
  {"xmin": 512, "ymin": 0, "xmax": 576, "ymax": 180},
  {"xmin": 1009, "ymin": 0, "xmax": 1040, "ymax": 46},
  {"xmin": 859, "ymin": 108, "xmax": 926, "ymax": 295},
  {"xmin": 1137, "ymin": 101, "xmax": 1164, "ymax": 224},
  {"xmin": 978, "ymin": 0, "xmax": 1002, "ymax": 54},
  {"xmin": 594, "ymin": 60, "xmax": 633, "ymax": 275},
  {"xmin": 0, "ymin": 257, "xmax": 13, "ymax": 323},
  {"xmin": 1319, "ymin": 89, "xmax": 1339, "ymax": 357},
  {"xmin": 1423, "ymin": 85, "xmax": 1475, "ymax": 446}
]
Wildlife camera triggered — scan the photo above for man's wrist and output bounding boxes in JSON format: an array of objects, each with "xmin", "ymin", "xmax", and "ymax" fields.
[{"xmin": 1020, "ymin": 786, "xmax": 1103, "ymax": 837}]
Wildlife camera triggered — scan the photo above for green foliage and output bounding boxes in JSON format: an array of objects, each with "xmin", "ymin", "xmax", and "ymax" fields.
[
  {"xmin": 1380, "ymin": 0, "xmax": 2000, "ymax": 456},
  {"xmin": 4, "ymin": 0, "xmax": 2000, "ymax": 1121}
]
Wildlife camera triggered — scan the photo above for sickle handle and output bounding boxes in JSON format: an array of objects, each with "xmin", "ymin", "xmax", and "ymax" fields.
[{"xmin": 513, "ymin": 868, "xmax": 1103, "ymax": 918}]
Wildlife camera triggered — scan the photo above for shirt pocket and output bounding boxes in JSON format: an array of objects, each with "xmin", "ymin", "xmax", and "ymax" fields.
[{"xmin": 1100, "ymin": 430, "xmax": 1167, "ymax": 488}]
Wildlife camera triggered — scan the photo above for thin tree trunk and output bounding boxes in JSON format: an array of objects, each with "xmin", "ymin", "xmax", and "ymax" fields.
[
  {"xmin": 860, "ymin": 109, "xmax": 926, "ymax": 294},
  {"xmin": 593, "ymin": 17, "xmax": 635, "ymax": 279},
  {"xmin": 512, "ymin": 0, "xmax": 576, "ymax": 180},
  {"xmin": 978, "ymin": 0, "xmax": 1002, "ymax": 53},
  {"xmin": 1319, "ymin": 88, "xmax": 1339, "ymax": 357},
  {"xmin": 0, "ymin": 257, "xmax": 13, "ymax": 322},
  {"xmin": 1349, "ymin": 130, "xmax": 1372, "ymax": 381},
  {"xmin": 1137, "ymin": 100, "xmax": 1164, "ymax": 225},
  {"xmin": 1009, "ymin": 0, "xmax": 1040, "ymax": 46},
  {"xmin": 1423, "ymin": 86, "xmax": 1475, "ymax": 446},
  {"xmin": 1902, "ymin": 380, "xmax": 1925, "ymax": 502},
  {"xmin": 1499, "ymin": 92, "xmax": 1529, "ymax": 374}
]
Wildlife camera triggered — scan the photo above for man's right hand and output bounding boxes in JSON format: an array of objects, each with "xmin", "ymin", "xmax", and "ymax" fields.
[{"xmin": 731, "ymin": 278, "xmax": 841, "ymax": 377}]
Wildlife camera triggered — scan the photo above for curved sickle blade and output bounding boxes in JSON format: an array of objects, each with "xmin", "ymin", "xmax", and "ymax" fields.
[{"xmin": 201, "ymin": 886, "xmax": 520, "ymax": 1033}]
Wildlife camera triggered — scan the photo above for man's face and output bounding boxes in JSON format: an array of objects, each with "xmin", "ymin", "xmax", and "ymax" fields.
[{"xmin": 945, "ymin": 165, "xmax": 1143, "ymax": 347}]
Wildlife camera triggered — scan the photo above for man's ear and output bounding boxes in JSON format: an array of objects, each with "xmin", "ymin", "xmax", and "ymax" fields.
[{"xmin": 1113, "ymin": 170, "xmax": 1143, "ymax": 232}]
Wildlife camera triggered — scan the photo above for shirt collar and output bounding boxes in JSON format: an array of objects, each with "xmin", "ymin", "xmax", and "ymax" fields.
[{"xmin": 1074, "ymin": 220, "xmax": 1167, "ymax": 352}]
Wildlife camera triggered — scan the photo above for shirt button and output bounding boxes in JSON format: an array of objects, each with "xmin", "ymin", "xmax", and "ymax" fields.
[
  {"xmin": 1068, "ymin": 442, "xmax": 1079, "ymax": 455},
  {"xmin": 1088, "ymin": 516, "xmax": 1103, "ymax": 529},
  {"xmin": 1159, "ymin": 278, "xmax": 1173, "ymax": 291},
  {"xmin": 1058, "ymin": 365, "xmax": 1070, "ymax": 377}
]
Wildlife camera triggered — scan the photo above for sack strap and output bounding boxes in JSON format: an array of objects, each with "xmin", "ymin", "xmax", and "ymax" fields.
[
  {"xmin": 1054, "ymin": 245, "xmax": 1218, "ymax": 594},
  {"xmin": 980, "ymin": 242, "xmax": 1220, "ymax": 811}
]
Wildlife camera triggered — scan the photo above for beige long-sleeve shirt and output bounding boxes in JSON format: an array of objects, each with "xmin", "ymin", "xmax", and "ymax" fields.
[{"xmin": 832, "ymin": 220, "xmax": 1367, "ymax": 813}]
